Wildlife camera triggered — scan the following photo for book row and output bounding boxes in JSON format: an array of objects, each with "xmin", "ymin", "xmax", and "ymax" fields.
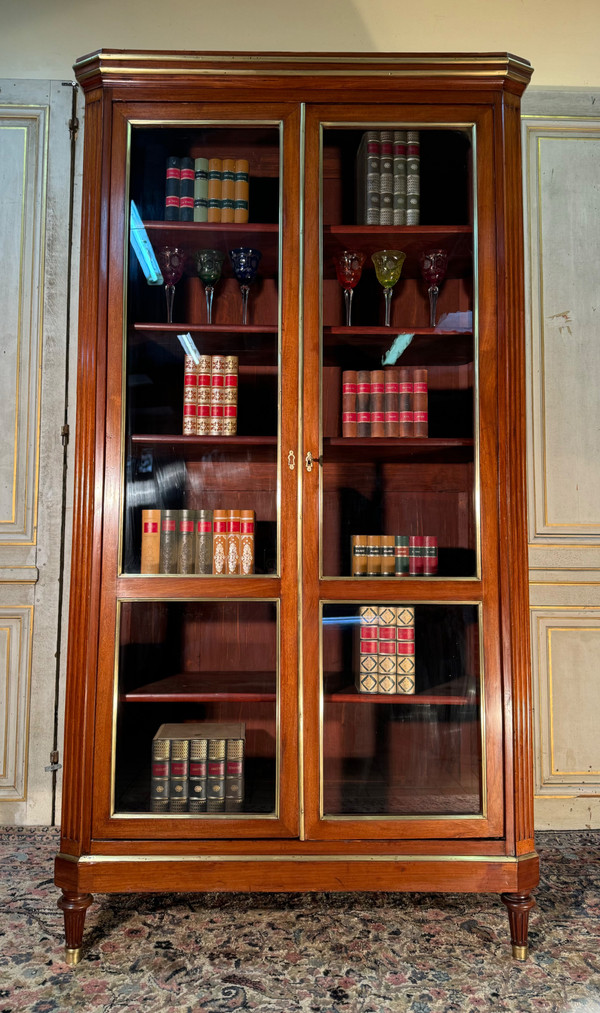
[
  {"xmin": 151, "ymin": 723, "xmax": 245, "ymax": 813},
  {"xmin": 356, "ymin": 131, "xmax": 420, "ymax": 226},
  {"xmin": 342, "ymin": 368, "xmax": 428, "ymax": 438},
  {"xmin": 141, "ymin": 508, "xmax": 255, "ymax": 575},
  {"xmin": 355, "ymin": 605, "xmax": 416, "ymax": 695},
  {"xmin": 351, "ymin": 535, "xmax": 438, "ymax": 576},
  {"xmin": 183, "ymin": 353, "xmax": 238, "ymax": 437},
  {"xmin": 165, "ymin": 155, "xmax": 250, "ymax": 223}
]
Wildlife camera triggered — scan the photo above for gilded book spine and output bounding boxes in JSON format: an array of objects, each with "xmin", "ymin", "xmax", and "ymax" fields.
[
  {"xmin": 165, "ymin": 155, "xmax": 180, "ymax": 221},
  {"xmin": 384, "ymin": 368, "xmax": 400, "ymax": 437},
  {"xmin": 188, "ymin": 737, "xmax": 208, "ymax": 813},
  {"xmin": 413, "ymin": 368, "xmax": 428, "ymax": 438},
  {"xmin": 396, "ymin": 607, "xmax": 416, "ymax": 695},
  {"xmin": 423, "ymin": 535, "xmax": 438, "ymax": 576},
  {"xmin": 379, "ymin": 130, "xmax": 393, "ymax": 225},
  {"xmin": 356, "ymin": 604, "xmax": 380, "ymax": 693},
  {"xmin": 207, "ymin": 157, "xmax": 222, "ymax": 223},
  {"xmin": 196, "ymin": 353, "xmax": 212, "ymax": 436},
  {"xmin": 183, "ymin": 353, "xmax": 198, "ymax": 436},
  {"xmin": 406, "ymin": 131, "xmax": 421, "ymax": 225},
  {"xmin": 377, "ymin": 605, "xmax": 398, "ymax": 693},
  {"xmin": 179, "ymin": 156, "xmax": 195, "ymax": 221},
  {"xmin": 210, "ymin": 354, "xmax": 225, "ymax": 436},
  {"xmin": 399, "ymin": 367, "xmax": 414, "ymax": 437},
  {"xmin": 355, "ymin": 131, "xmax": 380, "ymax": 225},
  {"xmin": 366, "ymin": 535, "xmax": 381, "ymax": 577},
  {"xmin": 394, "ymin": 534, "xmax": 410, "ymax": 575},
  {"xmin": 240, "ymin": 509, "xmax": 255, "ymax": 575},
  {"xmin": 380, "ymin": 534, "xmax": 395, "ymax": 576},
  {"xmin": 370, "ymin": 369, "xmax": 385, "ymax": 438},
  {"xmin": 342, "ymin": 370, "xmax": 357, "ymax": 438},
  {"xmin": 159, "ymin": 509, "xmax": 179, "ymax": 574},
  {"xmin": 223, "ymin": 355, "xmax": 238, "ymax": 436},
  {"xmin": 409, "ymin": 535, "xmax": 425, "ymax": 575},
  {"xmin": 357, "ymin": 370, "xmax": 371, "ymax": 437},
  {"xmin": 193, "ymin": 157, "xmax": 209, "ymax": 222},
  {"xmin": 393, "ymin": 130, "xmax": 407, "ymax": 226},
  {"xmin": 227, "ymin": 509, "xmax": 241, "ymax": 575},
  {"xmin": 150, "ymin": 736, "xmax": 170, "ymax": 813},
  {"xmin": 351, "ymin": 534, "xmax": 368, "ymax": 576},
  {"xmin": 221, "ymin": 157, "xmax": 236, "ymax": 223},
  {"xmin": 194, "ymin": 509, "xmax": 213, "ymax": 575},
  {"xmin": 169, "ymin": 738, "xmax": 190, "ymax": 813},
  {"xmin": 225, "ymin": 738, "xmax": 244, "ymax": 812},
  {"xmin": 141, "ymin": 509, "xmax": 161, "ymax": 574},
  {"xmin": 212, "ymin": 509, "xmax": 228, "ymax": 575},
  {"xmin": 234, "ymin": 159, "xmax": 250, "ymax": 223},
  {"xmin": 207, "ymin": 739, "xmax": 226, "ymax": 812},
  {"xmin": 177, "ymin": 509, "xmax": 196, "ymax": 574}
]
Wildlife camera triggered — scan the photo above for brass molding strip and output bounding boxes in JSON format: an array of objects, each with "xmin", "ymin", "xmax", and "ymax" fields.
[{"xmin": 59, "ymin": 850, "xmax": 538, "ymax": 865}]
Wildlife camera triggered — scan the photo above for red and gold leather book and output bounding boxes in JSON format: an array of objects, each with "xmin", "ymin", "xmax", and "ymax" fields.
[
  {"xmin": 384, "ymin": 368, "xmax": 400, "ymax": 437},
  {"xmin": 223, "ymin": 355, "xmax": 238, "ymax": 436},
  {"xmin": 234, "ymin": 158, "xmax": 250, "ymax": 223},
  {"xmin": 183, "ymin": 353, "xmax": 198, "ymax": 418},
  {"xmin": 140, "ymin": 509, "xmax": 161, "ymax": 574},
  {"xmin": 179, "ymin": 156, "xmax": 195, "ymax": 222},
  {"xmin": 370, "ymin": 369, "xmax": 385, "ymax": 438},
  {"xmin": 396, "ymin": 612, "xmax": 415, "ymax": 694},
  {"xmin": 207, "ymin": 157, "xmax": 222, "ymax": 223},
  {"xmin": 356, "ymin": 604, "xmax": 380, "ymax": 693},
  {"xmin": 357, "ymin": 369, "xmax": 371, "ymax": 437},
  {"xmin": 240, "ymin": 509, "xmax": 255, "ymax": 575},
  {"xmin": 377, "ymin": 612, "xmax": 397, "ymax": 693},
  {"xmin": 196, "ymin": 354, "xmax": 212, "ymax": 435},
  {"xmin": 221, "ymin": 158, "xmax": 236, "ymax": 223},
  {"xmin": 423, "ymin": 535, "xmax": 438, "ymax": 575},
  {"xmin": 188, "ymin": 736, "xmax": 208, "ymax": 813},
  {"xmin": 210, "ymin": 355, "xmax": 226, "ymax": 436},
  {"xmin": 413, "ymin": 367, "xmax": 428, "ymax": 437},
  {"xmin": 342, "ymin": 370, "xmax": 357, "ymax": 438},
  {"xmin": 212, "ymin": 509, "xmax": 228, "ymax": 574},
  {"xmin": 409, "ymin": 535, "xmax": 425, "ymax": 575},
  {"xmin": 399, "ymin": 367, "xmax": 413, "ymax": 437},
  {"xmin": 165, "ymin": 155, "xmax": 180, "ymax": 221},
  {"xmin": 227, "ymin": 509, "xmax": 241, "ymax": 575}
]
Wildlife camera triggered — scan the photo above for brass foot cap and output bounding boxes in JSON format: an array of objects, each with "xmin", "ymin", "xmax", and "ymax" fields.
[
  {"xmin": 512, "ymin": 944, "xmax": 528, "ymax": 961},
  {"xmin": 65, "ymin": 947, "xmax": 82, "ymax": 966}
]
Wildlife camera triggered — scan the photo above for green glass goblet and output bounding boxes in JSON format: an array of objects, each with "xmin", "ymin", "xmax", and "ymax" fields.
[
  {"xmin": 195, "ymin": 248, "xmax": 225, "ymax": 324},
  {"xmin": 371, "ymin": 249, "xmax": 406, "ymax": 326}
]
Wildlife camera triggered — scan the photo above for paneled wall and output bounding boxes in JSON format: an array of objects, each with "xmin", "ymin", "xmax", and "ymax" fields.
[{"xmin": 522, "ymin": 89, "xmax": 600, "ymax": 829}]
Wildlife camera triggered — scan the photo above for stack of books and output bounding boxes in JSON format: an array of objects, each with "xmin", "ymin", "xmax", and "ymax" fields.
[
  {"xmin": 355, "ymin": 130, "xmax": 420, "ymax": 226},
  {"xmin": 151, "ymin": 722, "xmax": 246, "ymax": 813},
  {"xmin": 140, "ymin": 507, "xmax": 255, "ymax": 575},
  {"xmin": 183, "ymin": 354, "xmax": 238, "ymax": 437},
  {"xmin": 342, "ymin": 367, "xmax": 428, "ymax": 438},
  {"xmin": 165, "ymin": 155, "xmax": 250, "ymax": 223},
  {"xmin": 351, "ymin": 534, "xmax": 438, "ymax": 576},
  {"xmin": 355, "ymin": 605, "xmax": 416, "ymax": 695}
]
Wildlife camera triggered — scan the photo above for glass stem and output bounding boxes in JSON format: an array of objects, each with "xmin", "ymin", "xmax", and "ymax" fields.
[
  {"xmin": 165, "ymin": 284, "xmax": 175, "ymax": 324},
  {"xmin": 241, "ymin": 284, "xmax": 250, "ymax": 325},
  {"xmin": 344, "ymin": 288, "xmax": 353, "ymax": 327},
  {"xmin": 383, "ymin": 287, "xmax": 392, "ymax": 327},
  {"xmin": 428, "ymin": 285, "xmax": 439, "ymax": 328},
  {"xmin": 205, "ymin": 286, "xmax": 214, "ymax": 325}
]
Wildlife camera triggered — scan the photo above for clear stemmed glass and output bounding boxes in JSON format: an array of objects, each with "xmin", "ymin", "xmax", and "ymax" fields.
[
  {"xmin": 156, "ymin": 246, "xmax": 185, "ymax": 324},
  {"xmin": 333, "ymin": 250, "xmax": 366, "ymax": 327},
  {"xmin": 229, "ymin": 247, "xmax": 262, "ymax": 325},
  {"xmin": 195, "ymin": 248, "xmax": 225, "ymax": 324},
  {"xmin": 371, "ymin": 249, "xmax": 406, "ymax": 327},
  {"xmin": 419, "ymin": 248, "xmax": 448, "ymax": 328}
]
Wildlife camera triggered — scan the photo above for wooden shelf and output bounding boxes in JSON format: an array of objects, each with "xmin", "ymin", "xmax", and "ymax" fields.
[
  {"xmin": 322, "ymin": 328, "xmax": 473, "ymax": 366},
  {"xmin": 323, "ymin": 436, "xmax": 473, "ymax": 463},
  {"xmin": 123, "ymin": 671, "xmax": 277, "ymax": 703},
  {"xmin": 143, "ymin": 221, "xmax": 279, "ymax": 275},
  {"xmin": 129, "ymin": 327, "xmax": 278, "ymax": 363},
  {"xmin": 129, "ymin": 433, "xmax": 277, "ymax": 461},
  {"xmin": 327, "ymin": 687, "xmax": 475, "ymax": 706}
]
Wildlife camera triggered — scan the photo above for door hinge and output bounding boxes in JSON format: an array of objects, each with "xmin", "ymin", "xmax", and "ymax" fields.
[
  {"xmin": 68, "ymin": 116, "xmax": 79, "ymax": 141},
  {"xmin": 45, "ymin": 750, "xmax": 62, "ymax": 773},
  {"xmin": 61, "ymin": 424, "xmax": 70, "ymax": 446}
]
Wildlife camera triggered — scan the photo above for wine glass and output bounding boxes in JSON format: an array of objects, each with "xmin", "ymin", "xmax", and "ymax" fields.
[
  {"xmin": 333, "ymin": 250, "xmax": 366, "ymax": 327},
  {"xmin": 419, "ymin": 248, "xmax": 448, "ymax": 328},
  {"xmin": 229, "ymin": 247, "xmax": 262, "ymax": 325},
  {"xmin": 371, "ymin": 249, "xmax": 406, "ymax": 327},
  {"xmin": 195, "ymin": 248, "xmax": 225, "ymax": 324},
  {"xmin": 156, "ymin": 246, "xmax": 185, "ymax": 324}
]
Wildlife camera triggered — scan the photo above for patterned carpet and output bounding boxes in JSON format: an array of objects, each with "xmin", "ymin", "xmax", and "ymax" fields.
[{"xmin": 1, "ymin": 828, "xmax": 600, "ymax": 1012}]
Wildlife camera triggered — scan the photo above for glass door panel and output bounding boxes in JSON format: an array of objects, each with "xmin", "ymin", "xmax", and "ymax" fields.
[
  {"xmin": 123, "ymin": 123, "xmax": 281, "ymax": 577},
  {"xmin": 114, "ymin": 599, "xmax": 279, "ymax": 817},
  {"xmin": 320, "ymin": 125, "xmax": 476, "ymax": 579},
  {"xmin": 321, "ymin": 603, "xmax": 482, "ymax": 817}
]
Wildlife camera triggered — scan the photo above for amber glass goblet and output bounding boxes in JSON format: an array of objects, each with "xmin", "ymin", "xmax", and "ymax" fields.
[
  {"xmin": 371, "ymin": 249, "xmax": 406, "ymax": 326},
  {"xmin": 195, "ymin": 248, "xmax": 225, "ymax": 324},
  {"xmin": 156, "ymin": 246, "xmax": 185, "ymax": 324},
  {"xmin": 333, "ymin": 250, "xmax": 366, "ymax": 327},
  {"xmin": 419, "ymin": 248, "xmax": 448, "ymax": 327}
]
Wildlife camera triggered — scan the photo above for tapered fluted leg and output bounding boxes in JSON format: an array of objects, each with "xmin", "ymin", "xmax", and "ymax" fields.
[
  {"xmin": 57, "ymin": 891, "xmax": 93, "ymax": 965},
  {"xmin": 501, "ymin": 891, "xmax": 535, "ymax": 960}
]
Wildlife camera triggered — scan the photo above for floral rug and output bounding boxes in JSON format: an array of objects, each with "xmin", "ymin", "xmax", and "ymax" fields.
[{"xmin": 1, "ymin": 828, "xmax": 599, "ymax": 1012}]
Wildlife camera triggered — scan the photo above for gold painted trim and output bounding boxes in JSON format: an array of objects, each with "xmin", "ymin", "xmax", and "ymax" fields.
[
  {"xmin": 529, "ymin": 604, "xmax": 600, "ymax": 609},
  {"xmin": 297, "ymin": 103, "xmax": 306, "ymax": 841},
  {"xmin": 77, "ymin": 52, "xmax": 532, "ymax": 68},
  {"xmin": 60, "ymin": 850, "xmax": 537, "ymax": 865}
]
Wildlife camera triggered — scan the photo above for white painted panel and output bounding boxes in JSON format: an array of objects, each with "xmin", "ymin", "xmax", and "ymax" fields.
[{"xmin": 0, "ymin": 606, "xmax": 32, "ymax": 799}]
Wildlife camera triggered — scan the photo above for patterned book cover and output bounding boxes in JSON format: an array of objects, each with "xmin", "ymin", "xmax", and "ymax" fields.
[
  {"xmin": 392, "ymin": 130, "xmax": 407, "ymax": 226},
  {"xmin": 194, "ymin": 509, "xmax": 213, "ymax": 575},
  {"xmin": 396, "ymin": 607, "xmax": 416, "ymax": 694},
  {"xmin": 140, "ymin": 509, "xmax": 161, "ymax": 574},
  {"xmin": 366, "ymin": 535, "xmax": 382, "ymax": 577},
  {"xmin": 240, "ymin": 509, "xmax": 255, "ymax": 575},
  {"xmin": 223, "ymin": 355, "xmax": 238, "ymax": 436},
  {"xmin": 177, "ymin": 509, "xmax": 196, "ymax": 574},
  {"xmin": 234, "ymin": 159, "xmax": 250, "ymax": 223},
  {"xmin": 379, "ymin": 131, "xmax": 394, "ymax": 225},
  {"xmin": 413, "ymin": 367, "xmax": 428, "ymax": 437},
  {"xmin": 342, "ymin": 370, "xmax": 357, "ymax": 438},
  {"xmin": 150, "ymin": 733, "xmax": 170, "ymax": 813},
  {"xmin": 351, "ymin": 534, "xmax": 368, "ymax": 576},
  {"xmin": 355, "ymin": 131, "xmax": 380, "ymax": 225},
  {"xmin": 370, "ymin": 369, "xmax": 385, "ymax": 438},
  {"xmin": 398, "ymin": 367, "xmax": 414, "ymax": 437},
  {"xmin": 179, "ymin": 156, "xmax": 195, "ymax": 221},
  {"xmin": 357, "ymin": 370, "xmax": 371, "ymax": 437},
  {"xmin": 221, "ymin": 158, "xmax": 236, "ymax": 223},
  {"xmin": 225, "ymin": 738, "xmax": 245, "ymax": 812},
  {"xmin": 394, "ymin": 534, "xmax": 410, "ymax": 575},
  {"xmin": 210, "ymin": 354, "xmax": 225, "ymax": 436},
  {"xmin": 227, "ymin": 509, "xmax": 241, "ymax": 575},
  {"xmin": 356, "ymin": 604, "xmax": 379, "ymax": 693},
  {"xmin": 207, "ymin": 157, "xmax": 222, "ymax": 223},
  {"xmin": 423, "ymin": 535, "xmax": 438, "ymax": 575},
  {"xmin": 406, "ymin": 131, "xmax": 420, "ymax": 225},
  {"xmin": 183, "ymin": 352, "xmax": 198, "ymax": 435},
  {"xmin": 207, "ymin": 737, "xmax": 226, "ymax": 812},
  {"xmin": 380, "ymin": 534, "xmax": 395, "ymax": 577},
  {"xmin": 159, "ymin": 509, "xmax": 179, "ymax": 574},
  {"xmin": 165, "ymin": 155, "xmax": 180, "ymax": 221},
  {"xmin": 168, "ymin": 737, "xmax": 190, "ymax": 813},
  {"xmin": 196, "ymin": 353, "xmax": 212, "ymax": 436},
  {"xmin": 193, "ymin": 157, "xmax": 209, "ymax": 222},
  {"xmin": 188, "ymin": 736, "xmax": 208, "ymax": 813},
  {"xmin": 384, "ymin": 368, "xmax": 400, "ymax": 437},
  {"xmin": 212, "ymin": 509, "xmax": 228, "ymax": 574},
  {"xmin": 409, "ymin": 535, "xmax": 425, "ymax": 575},
  {"xmin": 377, "ymin": 605, "xmax": 398, "ymax": 693}
]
